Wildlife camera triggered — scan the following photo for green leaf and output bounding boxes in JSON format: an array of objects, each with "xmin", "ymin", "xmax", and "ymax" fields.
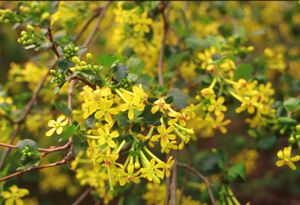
[
  {"xmin": 234, "ymin": 63, "xmax": 254, "ymax": 80},
  {"xmin": 60, "ymin": 124, "xmax": 79, "ymax": 141},
  {"xmin": 169, "ymin": 88, "xmax": 190, "ymax": 109},
  {"xmin": 283, "ymin": 98, "xmax": 300, "ymax": 112},
  {"xmin": 57, "ymin": 59, "xmax": 71, "ymax": 71},
  {"xmin": 113, "ymin": 65, "xmax": 128, "ymax": 82},
  {"xmin": 127, "ymin": 56, "xmax": 145, "ymax": 75},
  {"xmin": 142, "ymin": 105, "xmax": 162, "ymax": 126},
  {"xmin": 54, "ymin": 102, "xmax": 72, "ymax": 117},
  {"xmin": 185, "ymin": 37, "xmax": 209, "ymax": 50},
  {"xmin": 85, "ymin": 115, "xmax": 95, "ymax": 128},
  {"xmin": 226, "ymin": 163, "xmax": 246, "ymax": 181},
  {"xmin": 278, "ymin": 117, "xmax": 297, "ymax": 126},
  {"xmin": 167, "ymin": 51, "xmax": 189, "ymax": 70},
  {"xmin": 96, "ymin": 54, "xmax": 119, "ymax": 68},
  {"xmin": 16, "ymin": 139, "xmax": 37, "ymax": 150},
  {"xmin": 16, "ymin": 139, "xmax": 40, "ymax": 170},
  {"xmin": 256, "ymin": 136, "xmax": 276, "ymax": 150}
]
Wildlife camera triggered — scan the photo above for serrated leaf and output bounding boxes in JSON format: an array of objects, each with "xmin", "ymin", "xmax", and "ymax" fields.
[
  {"xmin": 54, "ymin": 102, "xmax": 71, "ymax": 117},
  {"xmin": 226, "ymin": 163, "xmax": 246, "ymax": 181},
  {"xmin": 60, "ymin": 124, "xmax": 79, "ymax": 141},
  {"xmin": 234, "ymin": 63, "xmax": 254, "ymax": 80}
]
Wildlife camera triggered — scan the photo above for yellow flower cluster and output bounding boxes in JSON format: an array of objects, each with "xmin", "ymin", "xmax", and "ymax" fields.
[
  {"xmin": 183, "ymin": 87, "xmax": 230, "ymax": 138},
  {"xmin": 228, "ymin": 79, "xmax": 275, "ymax": 128},
  {"xmin": 8, "ymin": 62, "xmax": 47, "ymax": 90},
  {"xmin": 142, "ymin": 183, "xmax": 203, "ymax": 205},
  {"xmin": 264, "ymin": 47, "xmax": 286, "ymax": 73},
  {"xmin": 70, "ymin": 84, "xmax": 193, "ymax": 198}
]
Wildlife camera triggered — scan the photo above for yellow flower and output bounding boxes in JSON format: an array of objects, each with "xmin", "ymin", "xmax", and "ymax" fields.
[
  {"xmin": 117, "ymin": 89, "xmax": 145, "ymax": 120},
  {"xmin": 213, "ymin": 115, "xmax": 231, "ymax": 134},
  {"xmin": 45, "ymin": 115, "xmax": 68, "ymax": 137},
  {"xmin": 2, "ymin": 185, "xmax": 29, "ymax": 205},
  {"xmin": 208, "ymin": 96, "xmax": 227, "ymax": 116},
  {"xmin": 197, "ymin": 47, "xmax": 217, "ymax": 71},
  {"xmin": 94, "ymin": 99, "xmax": 119, "ymax": 126},
  {"xmin": 87, "ymin": 124, "xmax": 119, "ymax": 148},
  {"xmin": 276, "ymin": 147, "xmax": 300, "ymax": 170},
  {"xmin": 140, "ymin": 159, "xmax": 163, "ymax": 183},
  {"xmin": 151, "ymin": 124, "xmax": 176, "ymax": 149},
  {"xmin": 151, "ymin": 98, "xmax": 171, "ymax": 114},
  {"xmin": 132, "ymin": 12, "xmax": 152, "ymax": 34}
]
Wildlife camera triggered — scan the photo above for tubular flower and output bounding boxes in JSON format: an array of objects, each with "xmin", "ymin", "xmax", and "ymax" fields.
[
  {"xmin": 45, "ymin": 115, "xmax": 68, "ymax": 137},
  {"xmin": 276, "ymin": 147, "xmax": 300, "ymax": 170}
]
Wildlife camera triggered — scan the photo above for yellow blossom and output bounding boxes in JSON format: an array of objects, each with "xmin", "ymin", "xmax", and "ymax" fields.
[
  {"xmin": 276, "ymin": 147, "xmax": 300, "ymax": 170},
  {"xmin": 1, "ymin": 185, "xmax": 29, "ymax": 205},
  {"xmin": 45, "ymin": 115, "xmax": 68, "ymax": 137}
]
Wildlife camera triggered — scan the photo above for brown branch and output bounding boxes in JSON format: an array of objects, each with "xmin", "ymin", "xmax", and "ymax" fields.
[
  {"xmin": 177, "ymin": 162, "xmax": 216, "ymax": 205},
  {"xmin": 0, "ymin": 158, "xmax": 67, "ymax": 182},
  {"xmin": 0, "ymin": 138, "xmax": 73, "ymax": 182},
  {"xmin": 0, "ymin": 139, "xmax": 72, "ymax": 154},
  {"xmin": 158, "ymin": 2, "xmax": 175, "ymax": 205},
  {"xmin": 72, "ymin": 187, "xmax": 92, "ymax": 205},
  {"xmin": 83, "ymin": 1, "xmax": 111, "ymax": 48},
  {"xmin": 70, "ymin": 76, "xmax": 96, "ymax": 90},
  {"xmin": 47, "ymin": 27, "xmax": 60, "ymax": 58},
  {"xmin": 75, "ymin": 7, "xmax": 103, "ymax": 43}
]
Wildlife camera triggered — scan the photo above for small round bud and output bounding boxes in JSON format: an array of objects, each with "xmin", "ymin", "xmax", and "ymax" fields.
[
  {"xmin": 41, "ymin": 12, "xmax": 50, "ymax": 20},
  {"xmin": 26, "ymin": 24, "xmax": 34, "ymax": 31},
  {"xmin": 86, "ymin": 53, "xmax": 93, "ymax": 61},
  {"xmin": 72, "ymin": 56, "xmax": 80, "ymax": 64}
]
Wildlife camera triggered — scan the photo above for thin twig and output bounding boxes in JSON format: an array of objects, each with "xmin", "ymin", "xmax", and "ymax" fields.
[
  {"xmin": 177, "ymin": 162, "xmax": 216, "ymax": 205},
  {"xmin": 0, "ymin": 158, "xmax": 67, "ymax": 182},
  {"xmin": 47, "ymin": 27, "xmax": 60, "ymax": 58},
  {"xmin": 83, "ymin": 2, "xmax": 111, "ymax": 48},
  {"xmin": 75, "ymin": 7, "xmax": 103, "ymax": 42},
  {"xmin": 72, "ymin": 187, "xmax": 92, "ymax": 205},
  {"xmin": 0, "ymin": 139, "xmax": 72, "ymax": 154},
  {"xmin": 158, "ymin": 2, "xmax": 175, "ymax": 205}
]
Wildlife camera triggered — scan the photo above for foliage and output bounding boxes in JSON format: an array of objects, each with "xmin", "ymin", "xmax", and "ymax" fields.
[{"xmin": 0, "ymin": 1, "xmax": 300, "ymax": 205}]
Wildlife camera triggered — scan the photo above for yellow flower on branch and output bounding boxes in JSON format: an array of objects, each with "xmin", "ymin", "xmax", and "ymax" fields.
[
  {"xmin": 117, "ymin": 89, "xmax": 145, "ymax": 120},
  {"xmin": 87, "ymin": 124, "xmax": 119, "ymax": 148},
  {"xmin": 94, "ymin": 99, "xmax": 119, "ymax": 126},
  {"xmin": 45, "ymin": 115, "xmax": 68, "ymax": 137},
  {"xmin": 151, "ymin": 98, "xmax": 171, "ymax": 114},
  {"xmin": 151, "ymin": 124, "xmax": 176, "ymax": 149},
  {"xmin": 2, "ymin": 185, "xmax": 29, "ymax": 205},
  {"xmin": 276, "ymin": 147, "xmax": 300, "ymax": 170}
]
